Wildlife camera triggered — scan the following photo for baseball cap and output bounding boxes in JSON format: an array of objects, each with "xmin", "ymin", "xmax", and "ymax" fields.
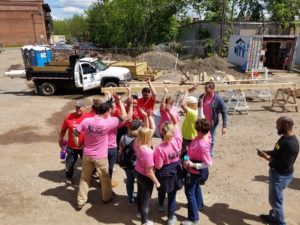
[
  {"xmin": 186, "ymin": 96, "xmax": 198, "ymax": 105},
  {"xmin": 74, "ymin": 100, "xmax": 85, "ymax": 107}
]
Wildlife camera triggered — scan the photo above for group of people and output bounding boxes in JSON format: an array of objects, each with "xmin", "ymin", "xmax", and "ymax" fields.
[{"xmin": 58, "ymin": 79, "xmax": 298, "ymax": 225}]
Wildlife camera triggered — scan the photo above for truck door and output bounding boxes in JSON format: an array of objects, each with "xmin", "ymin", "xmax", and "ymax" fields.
[{"xmin": 80, "ymin": 62, "xmax": 101, "ymax": 91}]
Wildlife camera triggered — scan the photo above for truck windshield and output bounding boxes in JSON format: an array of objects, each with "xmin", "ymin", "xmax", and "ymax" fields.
[{"xmin": 92, "ymin": 60, "xmax": 108, "ymax": 71}]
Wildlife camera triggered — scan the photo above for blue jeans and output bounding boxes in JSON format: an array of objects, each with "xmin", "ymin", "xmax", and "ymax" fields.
[
  {"xmin": 158, "ymin": 190, "xmax": 177, "ymax": 219},
  {"xmin": 125, "ymin": 170, "xmax": 135, "ymax": 203},
  {"xmin": 210, "ymin": 126, "xmax": 217, "ymax": 157},
  {"xmin": 108, "ymin": 148, "xmax": 117, "ymax": 179},
  {"xmin": 184, "ymin": 173, "xmax": 204, "ymax": 222},
  {"xmin": 268, "ymin": 169, "xmax": 293, "ymax": 225},
  {"xmin": 65, "ymin": 147, "xmax": 83, "ymax": 179}
]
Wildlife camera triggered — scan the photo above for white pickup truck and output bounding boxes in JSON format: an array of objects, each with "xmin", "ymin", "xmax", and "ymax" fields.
[{"xmin": 25, "ymin": 56, "xmax": 131, "ymax": 95}]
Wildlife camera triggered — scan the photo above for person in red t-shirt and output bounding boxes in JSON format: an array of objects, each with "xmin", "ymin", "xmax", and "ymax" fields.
[
  {"xmin": 89, "ymin": 98, "xmax": 102, "ymax": 116},
  {"xmin": 58, "ymin": 100, "xmax": 88, "ymax": 184},
  {"xmin": 137, "ymin": 79, "xmax": 157, "ymax": 120}
]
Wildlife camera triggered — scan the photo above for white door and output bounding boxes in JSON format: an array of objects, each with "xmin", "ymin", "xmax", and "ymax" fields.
[{"xmin": 80, "ymin": 62, "xmax": 101, "ymax": 91}]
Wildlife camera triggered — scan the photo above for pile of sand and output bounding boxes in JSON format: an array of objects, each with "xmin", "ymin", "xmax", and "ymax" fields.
[
  {"xmin": 180, "ymin": 55, "xmax": 244, "ymax": 79},
  {"xmin": 135, "ymin": 51, "xmax": 184, "ymax": 70}
]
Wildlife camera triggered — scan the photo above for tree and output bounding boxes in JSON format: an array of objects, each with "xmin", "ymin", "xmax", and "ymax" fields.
[
  {"xmin": 267, "ymin": 0, "xmax": 300, "ymax": 34},
  {"xmin": 85, "ymin": 0, "xmax": 185, "ymax": 47},
  {"xmin": 53, "ymin": 15, "xmax": 87, "ymax": 41}
]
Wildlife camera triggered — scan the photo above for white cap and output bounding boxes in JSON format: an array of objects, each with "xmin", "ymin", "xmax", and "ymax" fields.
[{"xmin": 186, "ymin": 96, "xmax": 198, "ymax": 104}]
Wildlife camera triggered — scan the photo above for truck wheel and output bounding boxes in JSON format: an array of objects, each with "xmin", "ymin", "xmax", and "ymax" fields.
[
  {"xmin": 104, "ymin": 81, "xmax": 118, "ymax": 88},
  {"xmin": 39, "ymin": 82, "xmax": 56, "ymax": 96}
]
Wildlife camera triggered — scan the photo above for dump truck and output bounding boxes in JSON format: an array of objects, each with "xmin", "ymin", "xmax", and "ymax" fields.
[{"xmin": 21, "ymin": 46, "xmax": 131, "ymax": 95}]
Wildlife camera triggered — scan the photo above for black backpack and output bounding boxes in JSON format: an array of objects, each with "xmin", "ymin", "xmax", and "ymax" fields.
[{"xmin": 119, "ymin": 136, "xmax": 136, "ymax": 170}]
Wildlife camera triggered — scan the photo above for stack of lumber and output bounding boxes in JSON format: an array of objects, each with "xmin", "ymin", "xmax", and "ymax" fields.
[{"xmin": 110, "ymin": 61, "xmax": 162, "ymax": 81}]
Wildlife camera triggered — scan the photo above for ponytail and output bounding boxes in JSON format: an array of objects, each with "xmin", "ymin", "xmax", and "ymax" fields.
[{"xmin": 161, "ymin": 122, "xmax": 174, "ymax": 143}]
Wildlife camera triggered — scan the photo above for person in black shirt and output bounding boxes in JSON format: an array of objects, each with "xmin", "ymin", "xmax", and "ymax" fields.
[{"xmin": 257, "ymin": 116, "xmax": 299, "ymax": 225}]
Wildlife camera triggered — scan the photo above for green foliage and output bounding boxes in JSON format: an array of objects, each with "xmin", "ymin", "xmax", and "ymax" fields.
[
  {"xmin": 53, "ymin": 15, "xmax": 87, "ymax": 41},
  {"xmin": 85, "ymin": 0, "xmax": 184, "ymax": 47},
  {"xmin": 205, "ymin": 39, "xmax": 215, "ymax": 57},
  {"xmin": 195, "ymin": 26, "xmax": 210, "ymax": 40},
  {"xmin": 179, "ymin": 16, "xmax": 193, "ymax": 26},
  {"xmin": 267, "ymin": 0, "xmax": 300, "ymax": 33},
  {"xmin": 236, "ymin": 0, "xmax": 264, "ymax": 21}
]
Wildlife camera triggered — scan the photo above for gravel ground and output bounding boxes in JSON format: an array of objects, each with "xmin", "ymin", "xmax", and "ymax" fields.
[{"xmin": 0, "ymin": 48, "xmax": 299, "ymax": 225}]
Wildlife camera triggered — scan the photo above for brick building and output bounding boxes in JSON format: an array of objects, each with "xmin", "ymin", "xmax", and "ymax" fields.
[{"xmin": 0, "ymin": 0, "xmax": 52, "ymax": 46}]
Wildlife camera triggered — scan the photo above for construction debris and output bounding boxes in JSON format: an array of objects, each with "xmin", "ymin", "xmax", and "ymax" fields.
[{"xmin": 108, "ymin": 61, "xmax": 162, "ymax": 81}]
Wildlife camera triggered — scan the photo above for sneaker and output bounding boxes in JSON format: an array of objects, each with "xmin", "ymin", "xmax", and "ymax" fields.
[
  {"xmin": 128, "ymin": 201, "xmax": 134, "ymax": 206},
  {"xmin": 111, "ymin": 180, "xmax": 118, "ymax": 188},
  {"xmin": 77, "ymin": 203, "xmax": 85, "ymax": 211},
  {"xmin": 167, "ymin": 215, "xmax": 177, "ymax": 225},
  {"xmin": 181, "ymin": 220, "xmax": 199, "ymax": 225},
  {"xmin": 66, "ymin": 178, "xmax": 72, "ymax": 185},
  {"xmin": 157, "ymin": 203, "xmax": 165, "ymax": 212},
  {"xmin": 136, "ymin": 213, "xmax": 141, "ymax": 219},
  {"xmin": 259, "ymin": 214, "xmax": 275, "ymax": 224},
  {"xmin": 143, "ymin": 220, "xmax": 153, "ymax": 225}
]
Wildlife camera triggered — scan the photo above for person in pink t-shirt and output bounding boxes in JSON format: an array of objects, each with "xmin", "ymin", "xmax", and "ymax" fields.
[
  {"xmin": 182, "ymin": 119, "xmax": 212, "ymax": 225},
  {"xmin": 74, "ymin": 99, "xmax": 132, "ymax": 210},
  {"xmin": 134, "ymin": 109, "xmax": 160, "ymax": 225},
  {"xmin": 154, "ymin": 123, "xmax": 183, "ymax": 225},
  {"xmin": 158, "ymin": 87, "xmax": 180, "ymax": 135},
  {"xmin": 198, "ymin": 81, "xmax": 228, "ymax": 157}
]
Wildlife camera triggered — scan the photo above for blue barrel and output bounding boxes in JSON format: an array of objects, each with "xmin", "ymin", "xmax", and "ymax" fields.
[{"xmin": 29, "ymin": 49, "xmax": 52, "ymax": 66}]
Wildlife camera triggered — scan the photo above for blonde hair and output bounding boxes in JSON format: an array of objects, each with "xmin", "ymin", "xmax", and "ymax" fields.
[
  {"xmin": 161, "ymin": 122, "xmax": 174, "ymax": 143},
  {"xmin": 137, "ymin": 127, "xmax": 152, "ymax": 146},
  {"xmin": 165, "ymin": 96, "xmax": 174, "ymax": 105}
]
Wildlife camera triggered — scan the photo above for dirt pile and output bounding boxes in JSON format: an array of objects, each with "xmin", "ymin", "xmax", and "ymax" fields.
[
  {"xmin": 180, "ymin": 55, "xmax": 244, "ymax": 79},
  {"xmin": 136, "ymin": 51, "xmax": 184, "ymax": 70}
]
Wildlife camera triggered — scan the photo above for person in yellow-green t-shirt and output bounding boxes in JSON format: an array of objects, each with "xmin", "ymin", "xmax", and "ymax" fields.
[{"xmin": 180, "ymin": 85, "xmax": 198, "ymax": 157}]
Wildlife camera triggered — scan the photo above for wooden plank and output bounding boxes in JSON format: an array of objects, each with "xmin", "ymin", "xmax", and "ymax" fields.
[{"xmin": 102, "ymin": 82, "xmax": 297, "ymax": 93}]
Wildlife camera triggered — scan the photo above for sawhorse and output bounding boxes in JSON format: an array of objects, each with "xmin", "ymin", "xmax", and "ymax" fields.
[{"xmin": 271, "ymin": 88, "xmax": 298, "ymax": 112}]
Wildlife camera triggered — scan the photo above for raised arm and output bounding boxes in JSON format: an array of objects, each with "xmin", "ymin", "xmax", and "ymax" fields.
[
  {"xmin": 165, "ymin": 106, "xmax": 178, "ymax": 125},
  {"xmin": 146, "ymin": 79, "xmax": 156, "ymax": 100},
  {"xmin": 147, "ymin": 110, "xmax": 156, "ymax": 136},
  {"xmin": 160, "ymin": 86, "xmax": 168, "ymax": 111},
  {"xmin": 139, "ymin": 108, "xmax": 149, "ymax": 128},
  {"xmin": 113, "ymin": 93, "xmax": 127, "ymax": 120},
  {"xmin": 126, "ymin": 84, "xmax": 132, "ymax": 101},
  {"xmin": 124, "ymin": 97, "xmax": 133, "ymax": 122},
  {"xmin": 180, "ymin": 89, "xmax": 189, "ymax": 113},
  {"xmin": 180, "ymin": 83, "xmax": 198, "ymax": 113}
]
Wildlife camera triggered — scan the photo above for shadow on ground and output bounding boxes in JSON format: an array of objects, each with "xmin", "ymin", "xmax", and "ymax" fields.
[
  {"xmin": 253, "ymin": 175, "xmax": 300, "ymax": 191},
  {"xmin": 200, "ymin": 203, "xmax": 261, "ymax": 225}
]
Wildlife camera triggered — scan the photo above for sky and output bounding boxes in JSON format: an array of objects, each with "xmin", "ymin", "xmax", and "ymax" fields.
[{"xmin": 45, "ymin": 0, "xmax": 97, "ymax": 20}]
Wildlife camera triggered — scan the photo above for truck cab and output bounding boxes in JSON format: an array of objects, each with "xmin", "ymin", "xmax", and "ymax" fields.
[{"xmin": 74, "ymin": 57, "xmax": 131, "ymax": 91}]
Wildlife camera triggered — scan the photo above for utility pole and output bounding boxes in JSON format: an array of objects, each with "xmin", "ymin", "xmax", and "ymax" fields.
[{"xmin": 219, "ymin": 0, "xmax": 227, "ymax": 54}]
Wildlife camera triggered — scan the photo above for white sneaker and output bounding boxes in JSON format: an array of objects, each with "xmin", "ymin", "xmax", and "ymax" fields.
[
  {"xmin": 167, "ymin": 216, "xmax": 177, "ymax": 225},
  {"xmin": 181, "ymin": 220, "xmax": 199, "ymax": 225},
  {"xmin": 143, "ymin": 220, "xmax": 153, "ymax": 225}
]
